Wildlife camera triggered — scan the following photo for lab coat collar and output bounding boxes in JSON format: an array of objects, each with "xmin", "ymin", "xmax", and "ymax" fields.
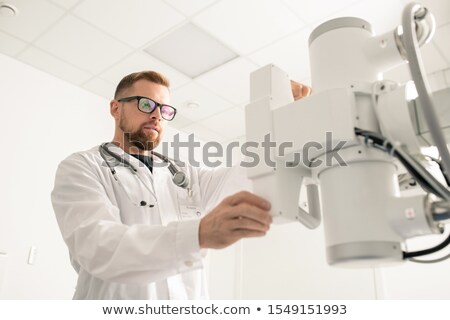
[
  {"xmin": 100, "ymin": 142, "xmax": 170, "ymax": 179},
  {"xmin": 103, "ymin": 142, "xmax": 154, "ymax": 169}
]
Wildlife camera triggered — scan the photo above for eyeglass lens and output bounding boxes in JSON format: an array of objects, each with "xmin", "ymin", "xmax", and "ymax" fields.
[{"xmin": 138, "ymin": 98, "xmax": 176, "ymax": 120}]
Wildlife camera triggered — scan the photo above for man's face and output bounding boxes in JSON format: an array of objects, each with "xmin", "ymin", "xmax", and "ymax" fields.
[{"xmin": 114, "ymin": 79, "xmax": 170, "ymax": 151}]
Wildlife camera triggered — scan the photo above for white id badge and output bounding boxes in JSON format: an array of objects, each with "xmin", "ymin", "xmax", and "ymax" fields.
[{"xmin": 179, "ymin": 204, "xmax": 202, "ymax": 220}]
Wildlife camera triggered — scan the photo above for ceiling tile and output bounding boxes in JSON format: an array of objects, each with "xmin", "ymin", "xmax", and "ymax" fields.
[
  {"xmin": 82, "ymin": 77, "xmax": 116, "ymax": 99},
  {"xmin": 445, "ymin": 68, "xmax": 450, "ymax": 86},
  {"xmin": 17, "ymin": 46, "xmax": 93, "ymax": 85},
  {"xmin": 193, "ymin": 0, "xmax": 304, "ymax": 54},
  {"xmin": 164, "ymin": 0, "xmax": 218, "ymax": 16},
  {"xmin": 35, "ymin": 15, "xmax": 132, "ymax": 74},
  {"xmin": 199, "ymin": 107, "xmax": 245, "ymax": 140},
  {"xmin": 49, "ymin": 0, "xmax": 81, "ymax": 10},
  {"xmin": 170, "ymin": 82, "xmax": 233, "ymax": 121},
  {"xmin": 420, "ymin": 0, "xmax": 450, "ymax": 27},
  {"xmin": 248, "ymin": 27, "xmax": 311, "ymax": 82},
  {"xmin": 421, "ymin": 42, "xmax": 448, "ymax": 74},
  {"xmin": 282, "ymin": 0, "xmax": 360, "ymax": 24},
  {"xmin": 180, "ymin": 122, "xmax": 227, "ymax": 143},
  {"xmin": 223, "ymin": 135, "xmax": 246, "ymax": 144},
  {"xmin": 334, "ymin": 0, "xmax": 406, "ymax": 35},
  {"xmin": 73, "ymin": 0, "xmax": 185, "ymax": 49},
  {"xmin": 170, "ymin": 113, "xmax": 192, "ymax": 129},
  {"xmin": 0, "ymin": 0, "xmax": 65, "ymax": 42},
  {"xmin": 195, "ymin": 57, "xmax": 258, "ymax": 105},
  {"xmin": 427, "ymin": 70, "xmax": 447, "ymax": 92},
  {"xmin": 0, "ymin": 31, "xmax": 27, "ymax": 56},
  {"xmin": 99, "ymin": 51, "xmax": 191, "ymax": 90},
  {"xmin": 144, "ymin": 23, "xmax": 237, "ymax": 78},
  {"xmin": 383, "ymin": 63, "xmax": 410, "ymax": 83},
  {"xmin": 433, "ymin": 24, "xmax": 450, "ymax": 64},
  {"xmin": 382, "ymin": 41, "xmax": 447, "ymax": 83}
]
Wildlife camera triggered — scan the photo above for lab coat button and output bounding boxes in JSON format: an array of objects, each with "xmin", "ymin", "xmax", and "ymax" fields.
[{"xmin": 184, "ymin": 260, "xmax": 194, "ymax": 267}]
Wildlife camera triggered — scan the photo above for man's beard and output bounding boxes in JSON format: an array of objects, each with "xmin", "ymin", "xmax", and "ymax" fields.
[{"xmin": 120, "ymin": 119, "xmax": 160, "ymax": 151}]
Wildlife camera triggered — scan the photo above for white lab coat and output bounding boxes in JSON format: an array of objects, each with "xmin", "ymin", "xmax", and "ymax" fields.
[{"xmin": 51, "ymin": 144, "xmax": 249, "ymax": 299}]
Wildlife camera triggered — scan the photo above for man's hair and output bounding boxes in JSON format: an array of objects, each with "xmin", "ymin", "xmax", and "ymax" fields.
[{"xmin": 114, "ymin": 70, "xmax": 170, "ymax": 99}]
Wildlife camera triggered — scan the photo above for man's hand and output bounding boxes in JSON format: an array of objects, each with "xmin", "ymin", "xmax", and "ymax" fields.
[
  {"xmin": 291, "ymin": 80, "xmax": 312, "ymax": 101},
  {"xmin": 199, "ymin": 191, "xmax": 273, "ymax": 249}
]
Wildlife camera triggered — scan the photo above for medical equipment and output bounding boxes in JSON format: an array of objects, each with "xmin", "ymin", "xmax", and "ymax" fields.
[
  {"xmin": 99, "ymin": 142, "xmax": 189, "ymax": 207},
  {"xmin": 246, "ymin": 2, "xmax": 450, "ymax": 267}
]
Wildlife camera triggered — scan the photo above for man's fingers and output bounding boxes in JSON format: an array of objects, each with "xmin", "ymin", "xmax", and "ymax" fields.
[
  {"xmin": 232, "ymin": 229, "xmax": 267, "ymax": 240},
  {"xmin": 227, "ymin": 215, "xmax": 270, "ymax": 232},
  {"xmin": 301, "ymin": 85, "xmax": 312, "ymax": 97},
  {"xmin": 291, "ymin": 80, "xmax": 312, "ymax": 100},
  {"xmin": 223, "ymin": 191, "xmax": 271, "ymax": 210},
  {"xmin": 200, "ymin": 192, "xmax": 273, "ymax": 249},
  {"xmin": 230, "ymin": 203, "xmax": 272, "ymax": 226}
]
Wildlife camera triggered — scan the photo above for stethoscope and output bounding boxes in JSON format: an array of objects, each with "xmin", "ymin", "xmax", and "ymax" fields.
[{"xmin": 99, "ymin": 142, "xmax": 190, "ymax": 207}]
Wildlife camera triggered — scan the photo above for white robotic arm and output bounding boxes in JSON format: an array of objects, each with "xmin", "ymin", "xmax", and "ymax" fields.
[{"xmin": 245, "ymin": 2, "xmax": 450, "ymax": 267}]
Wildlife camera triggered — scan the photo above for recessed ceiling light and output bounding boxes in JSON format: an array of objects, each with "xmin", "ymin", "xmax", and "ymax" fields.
[
  {"xmin": 184, "ymin": 100, "xmax": 200, "ymax": 109},
  {"xmin": 0, "ymin": 2, "xmax": 19, "ymax": 17},
  {"xmin": 144, "ymin": 23, "xmax": 238, "ymax": 78}
]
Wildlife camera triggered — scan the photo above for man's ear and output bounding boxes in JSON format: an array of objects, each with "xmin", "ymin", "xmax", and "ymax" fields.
[{"xmin": 110, "ymin": 100, "xmax": 119, "ymax": 120}]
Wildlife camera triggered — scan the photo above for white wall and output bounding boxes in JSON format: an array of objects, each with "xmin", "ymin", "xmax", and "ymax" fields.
[
  {"xmin": 0, "ymin": 52, "xmax": 111, "ymax": 299},
  {"xmin": 239, "ymin": 224, "xmax": 378, "ymax": 299},
  {"xmin": 237, "ymin": 225, "xmax": 450, "ymax": 299}
]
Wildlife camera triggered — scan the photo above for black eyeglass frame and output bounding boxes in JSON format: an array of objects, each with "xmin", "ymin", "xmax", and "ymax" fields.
[{"xmin": 117, "ymin": 95, "xmax": 177, "ymax": 121}]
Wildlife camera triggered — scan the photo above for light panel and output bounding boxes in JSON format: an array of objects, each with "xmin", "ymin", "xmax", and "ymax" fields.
[{"xmin": 144, "ymin": 23, "xmax": 238, "ymax": 78}]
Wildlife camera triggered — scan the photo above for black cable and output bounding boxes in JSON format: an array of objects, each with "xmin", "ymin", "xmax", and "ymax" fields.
[
  {"xmin": 354, "ymin": 127, "xmax": 450, "ymax": 259},
  {"xmin": 403, "ymin": 233, "xmax": 450, "ymax": 258},
  {"xmin": 433, "ymin": 213, "xmax": 450, "ymax": 221},
  {"xmin": 396, "ymin": 152, "xmax": 439, "ymax": 196},
  {"xmin": 436, "ymin": 160, "xmax": 450, "ymax": 187},
  {"xmin": 354, "ymin": 128, "xmax": 447, "ymax": 199},
  {"xmin": 410, "ymin": 251, "xmax": 450, "ymax": 263}
]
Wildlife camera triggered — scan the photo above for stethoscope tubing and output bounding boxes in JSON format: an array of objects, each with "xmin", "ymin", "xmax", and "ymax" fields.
[{"xmin": 99, "ymin": 142, "xmax": 189, "ymax": 188}]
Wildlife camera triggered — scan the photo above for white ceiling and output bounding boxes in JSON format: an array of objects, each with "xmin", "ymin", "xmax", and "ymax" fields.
[{"xmin": 0, "ymin": 0, "xmax": 449, "ymax": 142}]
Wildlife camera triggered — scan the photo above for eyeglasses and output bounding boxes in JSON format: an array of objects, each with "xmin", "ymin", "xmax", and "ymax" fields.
[{"xmin": 118, "ymin": 96, "xmax": 177, "ymax": 121}]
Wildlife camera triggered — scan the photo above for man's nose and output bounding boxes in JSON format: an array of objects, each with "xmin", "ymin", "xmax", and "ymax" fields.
[{"xmin": 150, "ymin": 105, "xmax": 163, "ymax": 120}]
